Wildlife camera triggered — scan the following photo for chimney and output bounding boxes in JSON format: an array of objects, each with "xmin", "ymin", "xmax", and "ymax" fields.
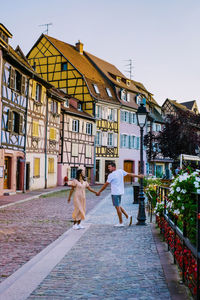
[{"xmin": 75, "ymin": 40, "xmax": 84, "ymax": 55}]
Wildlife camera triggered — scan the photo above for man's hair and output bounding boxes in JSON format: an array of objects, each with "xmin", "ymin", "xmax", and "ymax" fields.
[{"xmin": 108, "ymin": 162, "xmax": 116, "ymax": 168}]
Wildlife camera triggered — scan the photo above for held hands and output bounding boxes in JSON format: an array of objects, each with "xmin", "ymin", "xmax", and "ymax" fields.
[
  {"xmin": 96, "ymin": 191, "xmax": 101, "ymax": 196},
  {"xmin": 67, "ymin": 197, "xmax": 71, "ymax": 203}
]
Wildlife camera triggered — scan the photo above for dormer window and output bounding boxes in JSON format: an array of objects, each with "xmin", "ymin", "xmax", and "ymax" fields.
[
  {"xmin": 106, "ymin": 88, "xmax": 112, "ymax": 97},
  {"xmin": 126, "ymin": 80, "xmax": 131, "ymax": 86},
  {"xmin": 116, "ymin": 76, "xmax": 121, "ymax": 83},
  {"xmin": 77, "ymin": 103, "xmax": 82, "ymax": 111},
  {"xmin": 93, "ymin": 84, "xmax": 100, "ymax": 94},
  {"xmin": 64, "ymin": 99, "xmax": 69, "ymax": 108}
]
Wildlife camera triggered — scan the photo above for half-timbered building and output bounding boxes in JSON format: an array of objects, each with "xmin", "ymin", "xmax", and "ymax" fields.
[
  {"xmin": 0, "ymin": 24, "xmax": 65, "ymax": 195},
  {"xmin": 85, "ymin": 53, "xmax": 146, "ymax": 181},
  {"xmin": 27, "ymin": 35, "xmax": 120, "ymax": 183},
  {"xmin": 58, "ymin": 96, "xmax": 95, "ymax": 184}
]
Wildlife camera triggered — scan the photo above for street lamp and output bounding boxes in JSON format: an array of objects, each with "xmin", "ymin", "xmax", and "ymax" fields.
[{"xmin": 136, "ymin": 102, "xmax": 148, "ymax": 225}]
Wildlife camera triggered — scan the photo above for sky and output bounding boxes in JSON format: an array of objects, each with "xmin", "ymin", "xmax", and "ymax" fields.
[{"xmin": 1, "ymin": 0, "xmax": 200, "ymax": 107}]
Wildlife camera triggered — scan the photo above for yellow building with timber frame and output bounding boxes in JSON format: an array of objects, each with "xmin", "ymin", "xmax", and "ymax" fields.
[{"xmin": 27, "ymin": 35, "xmax": 120, "ymax": 183}]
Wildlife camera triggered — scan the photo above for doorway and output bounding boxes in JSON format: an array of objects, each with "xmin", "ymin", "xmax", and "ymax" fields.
[
  {"xmin": 124, "ymin": 160, "xmax": 134, "ymax": 183},
  {"xmin": 4, "ymin": 157, "xmax": 10, "ymax": 189},
  {"xmin": 26, "ymin": 163, "xmax": 30, "ymax": 190}
]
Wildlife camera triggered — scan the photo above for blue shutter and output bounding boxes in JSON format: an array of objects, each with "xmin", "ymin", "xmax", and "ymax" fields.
[
  {"xmin": 129, "ymin": 112, "xmax": 132, "ymax": 124},
  {"xmin": 129, "ymin": 136, "xmax": 131, "ymax": 148},
  {"xmin": 120, "ymin": 134, "xmax": 123, "ymax": 148}
]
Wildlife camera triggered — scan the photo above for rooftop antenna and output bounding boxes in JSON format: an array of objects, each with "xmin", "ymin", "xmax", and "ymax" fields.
[
  {"xmin": 39, "ymin": 23, "xmax": 53, "ymax": 35},
  {"xmin": 124, "ymin": 59, "xmax": 134, "ymax": 79}
]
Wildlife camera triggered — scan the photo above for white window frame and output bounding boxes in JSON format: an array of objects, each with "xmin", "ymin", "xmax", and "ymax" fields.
[
  {"xmin": 93, "ymin": 84, "xmax": 100, "ymax": 94},
  {"xmin": 96, "ymin": 105, "xmax": 101, "ymax": 119},
  {"xmin": 106, "ymin": 87, "xmax": 112, "ymax": 97},
  {"xmin": 96, "ymin": 131, "xmax": 102, "ymax": 146},
  {"xmin": 86, "ymin": 123, "xmax": 92, "ymax": 135},
  {"xmin": 107, "ymin": 132, "xmax": 113, "ymax": 147},
  {"xmin": 108, "ymin": 108, "xmax": 113, "ymax": 121},
  {"xmin": 72, "ymin": 119, "xmax": 79, "ymax": 132}
]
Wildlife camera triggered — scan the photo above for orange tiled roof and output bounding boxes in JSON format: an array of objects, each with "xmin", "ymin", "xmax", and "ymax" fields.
[{"xmin": 85, "ymin": 51, "xmax": 140, "ymax": 93}]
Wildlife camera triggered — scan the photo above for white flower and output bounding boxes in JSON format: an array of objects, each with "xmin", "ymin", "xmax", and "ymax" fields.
[
  {"xmin": 181, "ymin": 189, "xmax": 186, "ymax": 194},
  {"xmin": 177, "ymin": 196, "xmax": 180, "ymax": 200},
  {"xmin": 194, "ymin": 182, "xmax": 199, "ymax": 188},
  {"xmin": 174, "ymin": 209, "xmax": 180, "ymax": 215},
  {"xmin": 176, "ymin": 187, "xmax": 181, "ymax": 192},
  {"xmin": 196, "ymin": 177, "xmax": 200, "ymax": 182},
  {"xmin": 197, "ymin": 189, "xmax": 200, "ymax": 194}
]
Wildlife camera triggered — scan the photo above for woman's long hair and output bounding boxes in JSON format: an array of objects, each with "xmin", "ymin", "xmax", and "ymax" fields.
[{"xmin": 76, "ymin": 169, "xmax": 86, "ymax": 182}]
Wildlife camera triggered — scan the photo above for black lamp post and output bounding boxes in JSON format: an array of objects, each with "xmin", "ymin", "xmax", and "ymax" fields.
[{"xmin": 136, "ymin": 102, "xmax": 148, "ymax": 225}]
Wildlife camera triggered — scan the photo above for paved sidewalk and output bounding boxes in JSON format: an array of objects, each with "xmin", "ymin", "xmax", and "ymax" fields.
[
  {"xmin": 0, "ymin": 186, "xmax": 68, "ymax": 209},
  {"xmin": 0, "ymin": 187, "xmax": 190, "ymax": 300}
]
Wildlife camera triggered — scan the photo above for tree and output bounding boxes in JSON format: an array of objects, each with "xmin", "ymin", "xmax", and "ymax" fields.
[{"xmin": 144, "ymin": 110, "xmax": 200, "ymax": 162}]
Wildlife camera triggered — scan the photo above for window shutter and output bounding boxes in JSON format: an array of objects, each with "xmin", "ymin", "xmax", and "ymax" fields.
[
  {"xmin": 127, "ymin": 93, "xmax": 130, "ymax": 102},
  {"xmin": 102, "ymin": 132, "xmax": 107, "ymax": 146},
  {"xmin": 129, "ymin": 112, "xmax": 132, "ymax": 124},
  {"xmin": 21, "ymin": 75, "xmax": 26, "ymax": 96},
  {"xmin": 137, "ymin": 137, "xmax": 140, "ymax": 150},
  {"xmin": 57, "ymin": 102, "xmax": 61, "ymax": 114},
  {"xmin": 19, "ymin": 115, "xmax": 23, "ymax": 135},
  {"xmin": 7, "ymin": 110, "xmax": 12, "ymax": 132},
  {"xmin": 34, "ymin": 158, "xmax": 40, "ymax": 177},
  {"xmin": 72, "ymin": 143, "xmax": 78, "ymax": 156},
  {"xmin": 92, "ymin": 123, "xmax": 96, "ymax": 136},
  {"xmin": 104, "ymin": 107, "xmax": 108, "ymax": 119},
  {"xmin": 82, "ymin": 121, "xmax": 86, "ymax": 134},
  {"xmin": 113, "ymin": 109, "xmax": 117, "ymax": 121},
  {"xmin": 69, "ymin": 118, "xmax": 72, "ymax": 131},
  {"xmin": 79, "ymin": 120, "xmax": 82, "ymax": 133},
  {"xmin": 114, "ymin": 133, "xmax": 118, "ymax": 147},
  {"xmin": 41, "ymin": 86, "xmax": 45, "ymax": 103},
  {"xmin": 32, "ymin": 80, "xmax": 36, "ymax": 100},
  {"xmin": 129, "ymin": 135, "xmax": 131, "ymax": 148},
  {"xmin": 9, "ymin": 67, "xmax": 15, "ymax": 89}
]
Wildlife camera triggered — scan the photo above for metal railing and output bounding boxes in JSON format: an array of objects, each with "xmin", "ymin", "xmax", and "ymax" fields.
[{"xmin": 147, "ymin": 186, "xmax": 200, "ymax": 299}]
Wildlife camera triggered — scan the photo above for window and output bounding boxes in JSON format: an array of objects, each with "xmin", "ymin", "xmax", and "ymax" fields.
[
  {"xmin": 34, "ymin": 158, "xmax": 40, "ymax": 177},
  {"xmin": 72, "ymin": 120, "xmax": 79, "ymax": 132},
  {"xmin": 12, "ymin": 112, "xmax": 20, "ymax": 134},
  {"xmin": 64, "ymin": 99, "xmax": 69, "ymax": 108},
  {"xmin": 50, "ymin": 128, "xmax": 56, "ymax": 140},
  {"xmin": 121, "ymin": 89, "xmax": 127, "ymax": 101},
  {"xmin": 14, "ymin": 70, "xmax": 22, "ymax": 92},
  {"xmin": 86, "ymin": 145, "xmax": 92, "ymax": 158},
  {"xmin": 51, "ymin": 100, "xmax": 60, "ymax": 114},
  {"xmin": 106, "ymin": 88, "xmax": 112, "ymax": 97},
  {"xmin": 116, "ymin": 76, "xmax": 121, "ymax": 82},
  {"xmin": 107, "ymin": 133, "xmax": 113, "ymax": 147},
  {"xmin": 121, "ymin": 134, "xmax": 128, "ymax": 148},
  {"xmin": 156, "ymin": 124, "xmax": 161, "ymax": 132},
  {"xmin": 86, "ymin": 123, "xmax": 92, "ymax": 135},
  {"xmin": 32, "ymin": 121, "xmax": 39, "ymax": 137},
  {"xmin": 9, "ymin": 68, "xmax": 26, "ymax": 95},
  {"xmin": 48, "ymin": 158, "xmax": 54, "ymax": 173},
  {"xmin": 108, "ymin": 108, "xmax": 114, "ymax": 121},
  {"xmin": 77, "ymin": 103, "xmax": 82, "ymax": 111},
  {"xmin": 96, "ymin": 105, "xmax": 101, "ymax": 119},
  {"xmin": 131, "ymin": 136, "xmax": 135, "ymax": 148},
  {"xmin": 126, "ymin": 80, "xmax": 131, "ymax": 86},
  {"xmin": 61, "ymin": 62, "xmax": 67, "ymax": 71},
  {"xmin": 71, "ymin": 167, "xmax": 77, "ymax": 179},
  {"xmin": 93, "ymin": 84, "xmax": 100, "ymax": 94},
  {"xmin": 96, "ymin": 131, "xmax": 102, "ymax": 146},
  {"xmin": 35, "ymin": 83, "xmax": 42, "ymax": 102},
  {"xmin": 124, "ymin": 111, "xmax": 129, "ymax": 122}
]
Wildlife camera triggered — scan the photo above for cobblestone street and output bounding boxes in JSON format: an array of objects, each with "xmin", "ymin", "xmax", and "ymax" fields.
[
  {"xmin": 0, "ymin": 187, "xmax": 190, "ymax": 300},
  {"xmin": 0, "ymin": 186, "xmax": 109, "ymax": 284}
]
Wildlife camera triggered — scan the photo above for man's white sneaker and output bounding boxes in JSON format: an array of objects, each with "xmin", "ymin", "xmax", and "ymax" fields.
[
  {"xmin": 78, "ymin": 224, "xmax": 85, "ymax": 229},
  {"xmin": 114, "ymin": 223, "xmax": 125, "ymax": 227},
  {"xmin": 73, "ymin": 224, "xmax": 80, "ymax": 230}
]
